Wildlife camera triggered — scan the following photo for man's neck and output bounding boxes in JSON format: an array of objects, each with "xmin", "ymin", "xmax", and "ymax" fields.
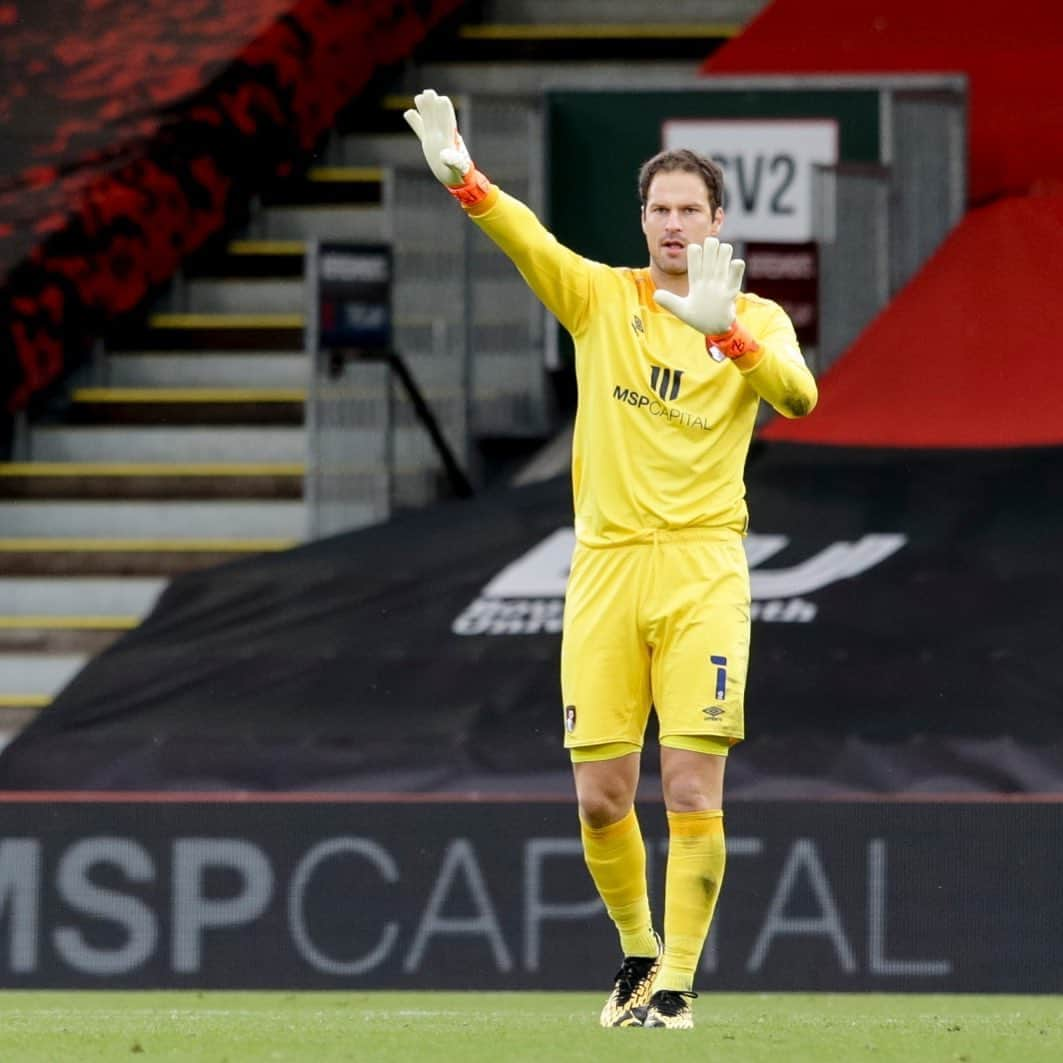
[{"xmin": 648, "ymin": 263, "xmax": 688, "ymax": 297}]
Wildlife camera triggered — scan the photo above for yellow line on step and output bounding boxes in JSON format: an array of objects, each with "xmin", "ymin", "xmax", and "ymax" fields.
[
  {"xmin": 381, "ymin": 93, "xmax": 468, "ymax": 110},
  {"xmin": 148, "ymin": 314, "xmax": 304, "ymax": 329},
  {"xmin": 459, "ymin": 22, "xmax": 740, "ymax": 40},
  {"xmin": 227, "ymin": 240, "xmax": 306, "ymax": 255},
  {"xmin": 0, "ymin": 539, "xmax": 297, "ymax": 552},
  {"xmin": 0, "ymin": 694, "xmax": 51, "ymax": 709},
  {"xmin": 71, "ymin": 388, "xmax": 306, "ymax": 403},
  {"xmin": 308, "ymin": 166, "xmax": 383, "ymax": 182},
  {"xmin": 0, "ymin": 616, "xmax": 139, "ymax": 630},
  {"xmin": 0, "ymin": 463, "xmax": 304, "ymax": 476}
]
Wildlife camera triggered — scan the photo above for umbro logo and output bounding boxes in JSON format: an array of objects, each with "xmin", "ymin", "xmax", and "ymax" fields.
[
  {"xmin": 631, "ymin": 315, "xmax": 645, "ymax": 336},
  {"xmin": 649, "ymin": 365, "xmax": 683, "ymax": 401},
  {"xmin": 702, "ymin": 706, "xmax": 726, "ymax": 720}
]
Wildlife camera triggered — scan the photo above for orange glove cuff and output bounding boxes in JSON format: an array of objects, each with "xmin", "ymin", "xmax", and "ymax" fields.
[
  {"xmin": 706, "ymin": 321, "xmax": 760, "ymax": 361},
  {"xmin": 446, "ymin": 166, "xmax": 492, "ymax": 207}
]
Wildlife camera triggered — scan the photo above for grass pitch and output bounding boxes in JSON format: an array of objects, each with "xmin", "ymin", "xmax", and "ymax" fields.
[{"xmin": 0, "ymin": 991, "xmax": 1060, "ymax": 1062}]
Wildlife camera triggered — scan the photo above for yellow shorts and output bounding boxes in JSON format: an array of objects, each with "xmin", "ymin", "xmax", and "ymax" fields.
[{"xmin": 561, "ymin": 529, "xmax": 750, "ymax": 755}]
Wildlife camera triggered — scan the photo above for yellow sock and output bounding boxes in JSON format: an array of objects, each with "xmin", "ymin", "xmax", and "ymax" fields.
[
  {"xmin": 658, "ymin": 809, "xmax": 726, "ymax": 992},
  {"xmin": 580, "ymin": 808, "xmax": 658, "ymax": 958}
]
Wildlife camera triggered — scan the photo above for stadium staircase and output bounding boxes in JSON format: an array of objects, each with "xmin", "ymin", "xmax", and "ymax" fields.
[{"xmin": 0, "ymin": 0, "xmax": 765, "ymax": 735}]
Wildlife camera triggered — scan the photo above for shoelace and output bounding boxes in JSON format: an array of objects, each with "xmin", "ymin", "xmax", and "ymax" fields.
[{"xmin": 650, "ymin": 989, "xmax": 698, "ymax": 1015}]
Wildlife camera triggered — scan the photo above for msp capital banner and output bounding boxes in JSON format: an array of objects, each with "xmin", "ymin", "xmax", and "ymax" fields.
[{"xmin": 0, "ymin": 797, "xmax": 1060, "ymax": 991}]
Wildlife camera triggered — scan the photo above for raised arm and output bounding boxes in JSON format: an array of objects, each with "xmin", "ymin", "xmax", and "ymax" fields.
[{"xmin": 404, "ymin": 89, "xmax": 594, "ymax": 335}]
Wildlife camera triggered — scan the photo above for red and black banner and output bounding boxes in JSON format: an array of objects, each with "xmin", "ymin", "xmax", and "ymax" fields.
[{"xmin": 0, "ymin": 0, "xmax": 467, "ymax": 412}]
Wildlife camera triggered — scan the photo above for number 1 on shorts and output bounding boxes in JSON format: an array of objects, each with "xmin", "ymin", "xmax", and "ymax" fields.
[{"xmin": 710, "ymin": 655, "xmax": 728, "ymax": 701}]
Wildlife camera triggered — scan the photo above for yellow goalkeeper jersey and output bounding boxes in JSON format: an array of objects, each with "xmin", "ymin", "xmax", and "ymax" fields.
[{"xmin": 468, "ymin": 187, "xmax": 818, "ymax": 547}]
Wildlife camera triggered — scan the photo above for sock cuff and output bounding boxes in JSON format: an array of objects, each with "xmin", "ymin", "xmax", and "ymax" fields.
[
  {"xmin": 580, "ymin": 806, "xmax": 639, "ymax": 842},
  {"xmin": 666, "ymin": 808, "xmax": 723, "ymax": 837}
]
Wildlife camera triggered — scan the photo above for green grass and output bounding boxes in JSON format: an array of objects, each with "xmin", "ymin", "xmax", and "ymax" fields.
[{"xmin": 0, "ymin": 992, "xmax": 1060, "ymax": 1062}]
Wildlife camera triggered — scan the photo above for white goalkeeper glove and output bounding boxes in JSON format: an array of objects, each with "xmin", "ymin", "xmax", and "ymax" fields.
[
  {"xmin": 403, "ymin": 89, "xmax": 491, "ymax": 206},
  {"xmin": 653, "ymin": 237, "xmax": 760, "ymax": 360}
]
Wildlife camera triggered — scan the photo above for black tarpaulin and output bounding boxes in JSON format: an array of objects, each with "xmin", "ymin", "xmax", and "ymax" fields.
[{"xmin": 0, "ymin": 444, "xmax": 1060, "ymax": 794}]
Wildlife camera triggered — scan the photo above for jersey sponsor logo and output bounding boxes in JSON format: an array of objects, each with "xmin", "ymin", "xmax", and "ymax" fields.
[
  {"xmin": 611, "ymin": 384, "xmax": 711, "ymax": 432},
  {"xmin": 452, "ymin": 529, "xmax": 907, "ymax": 635},
  {"xmin": 649, "ymin": 365, "xmax": 683, "ymax": 401}
]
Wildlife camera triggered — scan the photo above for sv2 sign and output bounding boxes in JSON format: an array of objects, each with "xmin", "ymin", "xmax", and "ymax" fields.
[{"xmin": 662, "ymin": 119, "xmax": 838, "ymax": 243}]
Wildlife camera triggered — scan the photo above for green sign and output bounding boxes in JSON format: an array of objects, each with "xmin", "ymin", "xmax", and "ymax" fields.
[{"xmin": 547, "ymin": 87, "xmax": 881, "ymax": 268}]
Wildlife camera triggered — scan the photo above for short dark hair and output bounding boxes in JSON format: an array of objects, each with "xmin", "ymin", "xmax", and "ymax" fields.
[{"xmin": 638, "ymin": 149, "xmax": 725, "ymax": 213}]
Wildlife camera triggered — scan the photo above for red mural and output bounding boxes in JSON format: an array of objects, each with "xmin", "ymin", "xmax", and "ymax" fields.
[
  {"xmin": 0, "ymin": 1, "xmax": 292, "ymax": 277},
  {"xmin": 0, "ymin": 0, "xmax": 467, "ymax": 411}
]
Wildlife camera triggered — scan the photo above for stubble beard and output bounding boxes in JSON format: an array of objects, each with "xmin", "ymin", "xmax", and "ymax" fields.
[{"xmin": 653, "ymin": 250, "xmax": 688, "ymax": 279}]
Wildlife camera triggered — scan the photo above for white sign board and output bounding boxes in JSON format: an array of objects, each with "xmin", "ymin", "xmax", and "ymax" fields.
[{"xmin": 662, "ymin": 119, "xmax": 838, "ymax": 242}]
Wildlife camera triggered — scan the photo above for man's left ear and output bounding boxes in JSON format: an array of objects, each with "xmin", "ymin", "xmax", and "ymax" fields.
[{"xmin": 712, "ymin": 206, "xmax": 724, "ymax": 234}]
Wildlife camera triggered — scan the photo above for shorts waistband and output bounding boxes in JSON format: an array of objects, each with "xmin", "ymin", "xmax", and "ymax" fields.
[{"xmin": 578, "ymin": 526, "xmax": 742, "ymax": 548}]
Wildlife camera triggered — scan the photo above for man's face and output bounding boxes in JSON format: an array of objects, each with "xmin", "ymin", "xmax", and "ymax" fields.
[{"xmin": 641, "ymin": 170, "xmax": 723, "ymax": 277}]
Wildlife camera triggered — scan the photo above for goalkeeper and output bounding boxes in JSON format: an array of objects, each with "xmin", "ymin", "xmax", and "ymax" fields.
[{"xmin": 406, "ymin": 90, "xmax": 817, "ymax": 1029}]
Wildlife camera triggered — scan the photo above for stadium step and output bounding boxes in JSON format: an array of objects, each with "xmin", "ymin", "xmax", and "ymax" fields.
[
  {"xmin": 0, "ymin": 500, "xmax": 307, "ymax": 539},
  {"xmin": 64, "ymin": 387, "xmax": 306, "ymax": 427},
  {"xmin": 0, "ymin": 463, "xmax": 304, "ymax": 500},
  {"xmin": 0, "ymin": 538, "xmax": 297, "ymax": 577},
  {"xmin": 0, "ymin": 575, "xmax": 166, "ymax": 616},
  {"xmin": 399, "ymin": 57, "xmax": 699, "ymax": 96},
  {"xmin": 3, "ymin": 381, "xmax": 312, "ymax": 727},
  {"xmin": 248, "ymin": 161, "xmax": 389, "ymax": 241},
  {"xmin": 24, "ymin": 423, "xmax": 417, "ymax": 469},
  {"xmin": 427, "ymin": 21, "xmax": 739, "ymax": 62},
  {"xmin": 28, "ymin": 426, "xmax": 306, "ymax": 463},
  {"xmin": 0, "ymin": 653, "xmax": 85, "ymax": 742},
  {"xmin": 0, "ymin": 700, "xmax": 49, "ymax": 746},
  {"xmin": 257, "ymin": 203, "xmax": 388, "ymax": 242},
  {"xmin": 330, "ymin": 129, "xmax": 431, "ymax": 170},
  {"xmin": 0, "ymin": 617, "xmax": 134, "ymax": 656},
  {"xmin": 262, "ymin": 165, "xmax": 385, "ymax": 207},
  {"xmin": 0, "ymin": 574, "xmax": 158, "ymax": 647},
  {"xmin": 482, "ymin": 0, "xmax": 758, "ymax": 17},
  {"xmin": 0, "ymin": 654, "xmax": 87, "ymax": 700},
  {"xmin": 0, "ymin": 575, "xmax": 165, "ymax": 656},
  {"xmin": 183, "ymin": 241, "xmax": 307, "ymax": 281},
  {"xmin": 332, "ymin": 92, "xmax": 467, "ymax": 139},
  {"xmin": 110, "ymin": 313, "xmax": 303, "ymax": 352},
  {"xmin": 104, "ymin": 351, "xmax": 308, "ymax": 388},
  {"xmin": 174, "ymin": 278, "xmax": 304, "ymax": 315},
  {"xmin": 168, "ymin": 166, "xmax": 386, "ymax": 310}
]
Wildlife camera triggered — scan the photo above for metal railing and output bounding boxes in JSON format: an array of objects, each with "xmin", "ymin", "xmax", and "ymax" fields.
[
  {"xmin": 814, "ymin": 163, "xmax": 892, "ymax": 377},
  {"xmin": 304, "ymin": 168, "xmax": 475, "ymax": 537},
  {"xmin": 814, "ymin": 77, "xmax": 966, "ymax": 375}
]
